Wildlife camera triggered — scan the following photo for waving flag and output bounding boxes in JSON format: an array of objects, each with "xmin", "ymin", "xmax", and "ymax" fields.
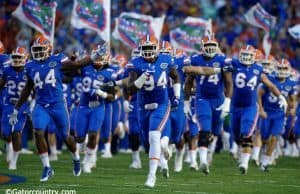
[
  {"xmin": 71, "ymin": 0, "xmax": 111, "ymax": 42},
  {"xmin": 170, "ymin": 17, "xmax": 212, "ymax": 53},
  {"xmin": 288, "ymin": 24, "xmax": 300, "ymax": 40},
  {"xmin": 12, "ymin": 0, "xmax": 57, "ymax": 44},
  {"xmin": 112, "ymin": 12, "xmax": 165, "ymax": 48},
  {"xmin": 244, "ymin": 3, "xmax": 276, "ymax": 56}
]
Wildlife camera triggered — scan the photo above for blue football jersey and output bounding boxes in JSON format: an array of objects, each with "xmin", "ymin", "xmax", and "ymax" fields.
[
  {"xmin": 231, "ymin": 58, "xmax": 264, "ymax": 107},
  {"xmin": 168, "ymin": 56, "xmax": 186, "ymax": 102},
  {"xmin": 0, "ymin": 54, "xmax": 10, "ymax": 67},
  {"xmin": 70, "ymin": 76, "xmax": 82, "ymax": 105},
  {"xmin": 80, "ymin": 65, "xmax": 116, "ymax": 106},
  {"xmin": 127, "ymin": 53, "xmax": 173, "ymax": 106},
  {"xmin": 191, "ymin": 54, "xmax": 229, "ymax": 99},
  {"xmin": 110, "ymin": 63, "xmax": 125, "ymax": 80},
  {"xmin": 25, "ymin": 54, "xmax": 68, "ymax": 105},
  {"xmin": 122, "ymin": 64, "xmax": 137, "ymax": 102},
  {"xmin": 261, "ymin": 76, "xmax": 296, "ymax": 111},
  {"xmin": 62, "ymin": 83, "xmax": 72, "ymax": 107},
  {"xmin": 1, "ymin": 65, "xmax": 27, "ymax": 105},
  {"xmin": 0, "ymin": 54, "xmax": 11, "ymax": 104}
]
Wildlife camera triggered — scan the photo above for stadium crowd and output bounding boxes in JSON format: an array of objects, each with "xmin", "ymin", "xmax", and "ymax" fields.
[{"xmin": 0, "ymin": 0, "xmax": 300, "ymax": 70}]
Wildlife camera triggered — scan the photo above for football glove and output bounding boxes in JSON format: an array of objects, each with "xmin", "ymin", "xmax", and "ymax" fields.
[
  {"xmin": 9, "ymin": 109, "xmax": 18, "ymax": 126},
  {"xmin": 123, "ymin": 100, "xmax": 134, "ymax": 113}
]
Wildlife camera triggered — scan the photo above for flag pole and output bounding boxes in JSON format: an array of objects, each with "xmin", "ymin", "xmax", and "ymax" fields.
[
  {"xmin": 50, "ymin": 2, "xmax": 57, "ymax": 54},
  {"xmin": 108, "ymin": 0, "xmax": 111, "ymax": 54}
]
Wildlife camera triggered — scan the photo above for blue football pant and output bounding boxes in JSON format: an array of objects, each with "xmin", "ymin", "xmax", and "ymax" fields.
[
  {"xmin": 139, "ymin": 103, "xmax": 171, "ymax": 145},
  {"xmin": 75, "ymin": 104, "xmax": 105, "ymax": 138},
  {"xmin": 195, "ymin": 98, "xmax": 223, "ymax": 136},
  {"xmin": 32, "ymin": 102, "xmax": 70, "ymax": 140},
  {"xmin": 230, "ymin": 104, "xmax": 259, "ymax": 140},
  {"xmin": 259, "ymin": 110, "xmax": 285, "ymax": 140}
]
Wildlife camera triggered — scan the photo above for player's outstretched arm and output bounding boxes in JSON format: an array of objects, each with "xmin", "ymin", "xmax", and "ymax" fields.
[
  {"xmin": 116, "ymin": 77, "xmax": 129, "ymax": 87},
  {"xmin": 223, "ymin": 71, "xmax": 233, "ymax": 98},
  {"xmin": 183, "ymin": 75, "xmax": 194, "ymax": 119},
  {"xmin": 257, "ymin": 86, "xmax": 267, "ymax": 118},
  {"xmin": 184, "ymin": 75, "xmax": 194, "ymax": 101},
  {"xmin": 261, "ymin": 74, "xmax": 281, "ymax": 97},
  {"xmin": 61, "ymin": 56, "xmax": 92, "ymax": 71},
  {"xmin": 169, "ymin": 67, "xmax": 180, "ymax": 84},
  {"xmin": 169, "ymin": 67, "xmax": 181, "ymax": 103},
  {"xmin": 183, "ymin": 66, "xmax": 221, "ymax": 75},
  {"xmin": 288, "ymin": 93, "xmax": 297, "ymax": 116},
  {"xmin": 15, "ymin": 78, "xmax": 34, "ymax": 110},
  {"xmin": 127, "ymin": 71, "xmax": 141, "ymax": 95},
  {"xmin": 261, "ymin": 73, "xmax": 288, "ymax": 112},
  {"xmin": 0, "ymin": 77, "xmax": 6, "ymax": 91}
]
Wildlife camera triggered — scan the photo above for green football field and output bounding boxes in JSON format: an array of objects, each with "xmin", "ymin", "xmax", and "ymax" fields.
[{"xmin": 1, "ymin": 151, "xmax": 300, "ymax": 194}]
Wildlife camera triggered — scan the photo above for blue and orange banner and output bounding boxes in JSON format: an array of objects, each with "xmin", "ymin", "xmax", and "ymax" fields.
[
  {"xmin": 170, "ymin": 17, "xmax": 212, "ymax": 53},
  {"xmin": 12, "ymin": 0, "xmax": 57, "ymax": 44},
  {"xmin": 113, "ymin": 12, "xmax": 165, "ymax": 48},
  {"xmin": 71, "ymin": 0, "xmax": 111, "ymax": 42}
]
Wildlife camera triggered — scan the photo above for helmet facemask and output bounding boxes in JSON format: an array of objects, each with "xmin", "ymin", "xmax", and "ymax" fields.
[
  {"xmin": 261, "ymin": 59, "xmax": 274, "ymax": 74},
  {"xmin": 11, "ymin": 53, "xmax": 26, "ymax": 67},
  {"xmin": 94, "ymin": 54, "xmax": 110, "ymax": 67},
  {"xmin": 31, "ymin": 44, "xmax": 50, "ymax": 61},
  {"xmin": 276, "ymin": 64, "xmax": 290, "ymax": 78},
  {"xmin": 239, "ymin": 50, "xmax": 255, "ymax": 65},
  {"xmin": 202, "ymin": 42, "xmax": 218, "ymax": 58},
  {"xmin": 140, "ymin": 43, "xmax": 157, "ymax": 60}
]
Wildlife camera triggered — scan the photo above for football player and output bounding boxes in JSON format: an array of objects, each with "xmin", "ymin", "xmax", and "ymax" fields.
[
  {"xmin": 123, "ymin": 48, "xmax": 142, "ymax": 169},
  {"xmin": 293, "ymin": 70, "xmax": 300, "ymax": 154},
  {"xmin": 109, "ymin": 54, "xmax": 126, "ymax": 155},
  {"xmin": 162, "ymin": 44, "xmax": 188, "ymax": 173},
  {"xmin": 250, "ymin": 50, "xmax": 269, "ymax": 166},
  {"xmin": 126, "ymin": 34, "xmax": 180, "ymax": 188},
  {"xmin": 184, "ymin": 34, "xmax": 233, "ymax": 175},
  {"xmin": 9, "ymin": 35, "xmax": 103, "ymax": 181},
  {"xmin": 229, "ymin": 45, "xmax": 287, "ymax": 174},
  {"xmin": 258, "ymin": 58, "xmax": 297, "ymax": 171},
  {"xmin": 0, "ymin": 47, "xmax": 29, "ymax": 170},
  {"xmin": 75, "ymin": 44, "xmax": 115, "ymax": 173},
  {"xmin": 0, "ymin": 40, "xmax": 11, "ymax": 156},
  {"xmin": 282, "ymin": 68, "xmax": 299, "ymax": 158},
  {"xmin": 186, "ymin": 86, "xmax": 200, "ymax": 170}
]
